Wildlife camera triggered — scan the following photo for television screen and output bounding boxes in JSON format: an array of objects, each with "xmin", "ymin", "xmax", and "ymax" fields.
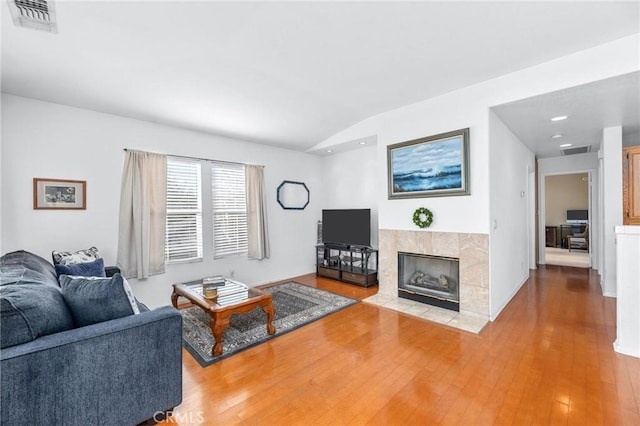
[
  {"xmin": 566, "ymin": 209, "xmax": 588, "ymax": 223},
  {"xmin": 322, "ymin": 209, "xmax": 371, "ymax": 247}
]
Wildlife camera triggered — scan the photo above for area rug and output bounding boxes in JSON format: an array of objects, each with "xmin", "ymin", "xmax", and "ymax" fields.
[{"xmin": 180, "ymin": 281, "xmax": 358, "ymax": 367}]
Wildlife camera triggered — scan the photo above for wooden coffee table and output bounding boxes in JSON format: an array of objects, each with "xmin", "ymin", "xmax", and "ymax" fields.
[{"xmin": 171, "ymin": 279, "xmax": 276, "ymax": 356}]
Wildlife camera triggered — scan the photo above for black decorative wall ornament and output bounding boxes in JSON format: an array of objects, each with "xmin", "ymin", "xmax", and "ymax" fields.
[{"xmin": 277, "ymin": 180, "xmax": 309, "ymax": 210}]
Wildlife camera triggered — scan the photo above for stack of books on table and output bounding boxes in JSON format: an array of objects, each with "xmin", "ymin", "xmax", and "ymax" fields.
[
  {"xmin": 216, "ymin": 280, "xmax": 249, "ymax": 306},
  {"xmin": 202, "ymin": 276, "xmax": 226, "ymax": 287}
]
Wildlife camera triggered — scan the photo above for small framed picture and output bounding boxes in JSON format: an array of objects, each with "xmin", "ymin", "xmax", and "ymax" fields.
[{"xmin": 33, "ymin": 178, "xmax": 86, "ymax": 210}]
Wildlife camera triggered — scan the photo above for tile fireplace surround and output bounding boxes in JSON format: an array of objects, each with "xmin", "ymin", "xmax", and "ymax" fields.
[{"xmin": 364, "ymin": 229, "xmax": 489, "ymax": 333}]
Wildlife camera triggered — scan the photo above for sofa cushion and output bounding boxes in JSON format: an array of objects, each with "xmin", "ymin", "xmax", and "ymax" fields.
[
  {"xmin": 52, "ymin": 246, "xmax": 100, "ymax": 266},
  {"xmin": 0, "ymin": 282, "xmax": 74, "ymax": 349},
  {"xmin": 59, "ymin": 273, "xmax": 140, "ymax": 327},
  {"xmin": 0, "ymin": 250, "xmax": 58, "ymax": 286},
  {"xmin": 55, "ymin": 258, "xmax": 106, "ymax": 278},
  {"xmin": 1, "ymin": 267, "xmax": 53, "ymax": 287}
]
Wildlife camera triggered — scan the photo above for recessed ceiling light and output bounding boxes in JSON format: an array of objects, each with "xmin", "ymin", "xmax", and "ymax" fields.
[
  {"xmin": 551, "ymin": 134, "xmax": 563, "ymax": 139},
  {"xmin": 326, "ymin": 149, "xmax": 333, "ymax": 153},
  {"xmin": 560, "ymin": 143, "xmax": 572, "ymax": 148},
  {"xmin": 551, "ymin": 115, "xmax": 568, "ymax": 121},
  {"xmin": 359, "ymin": 141, "xmax": 367, "ymax": 145}
]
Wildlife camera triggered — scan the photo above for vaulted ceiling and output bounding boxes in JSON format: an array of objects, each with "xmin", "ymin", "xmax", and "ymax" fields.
[{"xmin": 2, "ymin": 1, "xmax": 638, "ymax": 153}]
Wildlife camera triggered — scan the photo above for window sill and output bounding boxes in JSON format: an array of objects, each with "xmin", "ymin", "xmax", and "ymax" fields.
[
  {"xmin": 167, "ymin": 257, "xmax": 204, "ymax": 266},
  {"xmin": 213, "ymin": 252, "xmax": 247, "ymax": 260}
]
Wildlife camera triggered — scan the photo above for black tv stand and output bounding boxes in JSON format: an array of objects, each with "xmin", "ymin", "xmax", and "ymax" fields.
[
  {"xmin": 323, "ymin": 243, "xmax": 351, "ymax": 250},
  {"xmin": 315, "ymin": 244, "xmax": 378, "ymax": 287}
]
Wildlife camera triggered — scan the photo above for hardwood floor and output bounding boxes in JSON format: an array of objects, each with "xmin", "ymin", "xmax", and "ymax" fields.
[{"xmin": 162, "ymin": 267, "xmax": 640, "ymax": 425}]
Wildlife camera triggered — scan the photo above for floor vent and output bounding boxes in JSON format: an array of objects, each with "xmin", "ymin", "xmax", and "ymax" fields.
[
  {"xmin": 561, "ymin": 145, "xmax": 591, "ymax": 156},
  {"xmin": 8, "ymin": 0, "xmax": 57, "ymax": 33}
]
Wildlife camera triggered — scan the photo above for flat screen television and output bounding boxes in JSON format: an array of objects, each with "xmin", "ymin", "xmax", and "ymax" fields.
[
  {"xmin": 566, "ymin": 209, "xmax": 588, "ymax": 224},
  {"xmin": 322, "ymin": 209, "xmax": 371, "ymax": 248}
]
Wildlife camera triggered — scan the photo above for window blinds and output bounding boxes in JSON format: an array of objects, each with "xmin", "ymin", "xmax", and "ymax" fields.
[
  {"xmin": 211, "ymin": 162, "xmax": 248, "ymax": 258},
  {"xmin": 165, "ymin": 159, "xmax": 203, "ymax": 261}
]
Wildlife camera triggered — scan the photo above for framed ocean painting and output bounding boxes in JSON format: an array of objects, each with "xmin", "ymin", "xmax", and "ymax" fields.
[{"xmin": 387, "ymin": 128, "xmax": 470, "ymax": 199}]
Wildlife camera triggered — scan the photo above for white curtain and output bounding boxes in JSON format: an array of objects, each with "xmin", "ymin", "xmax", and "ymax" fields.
[
  {"xmin": 117, "ymin": 150, "xmax": 167, "ymax": 278},
  {"xmin": 245, "ymin": 165, "xmax": 270, "ymax": 260}
]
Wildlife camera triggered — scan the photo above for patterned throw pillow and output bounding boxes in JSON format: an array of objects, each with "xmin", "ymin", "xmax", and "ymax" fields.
[{"xmin": 52, "ymin": 247, "xmax": 100, "ymax": 266}]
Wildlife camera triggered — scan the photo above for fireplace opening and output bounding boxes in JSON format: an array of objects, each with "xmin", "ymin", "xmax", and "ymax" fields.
[{"xmin": 398, "ymin": 252, "xmax": 460, "ymax": 311}]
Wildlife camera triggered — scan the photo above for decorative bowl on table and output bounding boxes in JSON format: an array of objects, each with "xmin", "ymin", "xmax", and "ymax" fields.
[{"xmin": 202, "ymin": 285, "xmax": 218, "ymax": 302}]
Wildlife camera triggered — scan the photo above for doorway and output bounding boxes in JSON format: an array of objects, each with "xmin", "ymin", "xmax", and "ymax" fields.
[{"xmin": 543, "ymin": 172, "xmax": 591, "ymax": 268}]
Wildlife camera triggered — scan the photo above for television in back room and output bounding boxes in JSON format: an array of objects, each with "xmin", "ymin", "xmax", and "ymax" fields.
[
  {"xmin": 322, "ymin": 209, "xmax": 371, "ymax": 248},
  {"xmin": 566, "ymin": 209, "xmax": 588, "ymax": 224}
]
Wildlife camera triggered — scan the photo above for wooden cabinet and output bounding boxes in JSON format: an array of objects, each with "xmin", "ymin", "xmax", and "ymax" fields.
[
  {"xmin": 623, "ymin": 146, "xmax": 640, "ymax": 225},
  {"xmin": 545, "ymin": 226, "xmax": 557, "ymax": 247}
]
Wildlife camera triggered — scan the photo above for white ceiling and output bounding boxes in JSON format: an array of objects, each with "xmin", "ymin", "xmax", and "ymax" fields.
[
  {"xmin": 492, "ymin": 72, "xmax": 640, "ymax": 159},
  {"xmin": 2, "ymin": 1, "xmax": 639, "ymax": 152}
]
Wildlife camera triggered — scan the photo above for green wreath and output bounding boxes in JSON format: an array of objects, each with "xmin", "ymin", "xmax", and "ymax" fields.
[{"xmin": 412, "ymin": 207, "xmax": 433, "ymax": 229}]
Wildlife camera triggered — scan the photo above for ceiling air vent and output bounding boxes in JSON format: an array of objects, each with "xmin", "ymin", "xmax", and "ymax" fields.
[
  {"xmin": 561, "ymin": 145, "xmax": 591, "ymax": 156},
  {"xmin": 8, "ymin": 0, "xmax": 57, "ymax": 33}
]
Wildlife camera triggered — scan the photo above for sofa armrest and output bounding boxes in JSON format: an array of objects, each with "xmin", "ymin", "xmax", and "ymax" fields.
[
  {"xmin": 1, "ymin": 306, "xmax": 183, "ymax": 426},
  {"xmin": 105, "ymin": 265, "xmax": 120, "ymax": 277}
]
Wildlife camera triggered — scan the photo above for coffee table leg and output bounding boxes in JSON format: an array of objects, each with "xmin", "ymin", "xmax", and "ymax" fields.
[
  {"xmin": 262, "ymin": 302, "xmax": 276, "ymax": 335},
  {"xmin": 171, "ymin": 288, "xmax": 179, "ymax": 309},
  {"xmin": 211, "ymin": 315, "xmax": 229, "ymax": 356}
]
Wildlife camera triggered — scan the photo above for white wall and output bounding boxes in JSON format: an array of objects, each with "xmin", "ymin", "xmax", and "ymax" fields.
[
  {"xmin": 537, "ymin": 153, "xmax": 599, "ymax": 269},
  {"xmin": 601, "ymin": 126, "xmax": 623, "ymax": 297},
  {"xmin": 488, "ymin": 111, "xmax": 535, "ymax": 320},
  {"xmin": 1, "ymin": 95, "xmax": 323, "ymax": 307},
  {"xmin": 371, "ymin": 96, "xmax": 491, "ymax": 235},
  {"xmin": 320, "ymin": 145, "xmax": 379, "ymax": 247}
]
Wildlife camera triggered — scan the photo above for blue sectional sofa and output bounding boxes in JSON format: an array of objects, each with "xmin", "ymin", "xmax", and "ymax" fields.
[{"xmin": 0, "ymin": 251, "xmax": 183, "ymax": 425}]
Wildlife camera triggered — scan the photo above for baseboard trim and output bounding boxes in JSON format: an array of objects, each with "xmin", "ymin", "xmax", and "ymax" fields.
[
  {"xmin": 613, "ymin": 340, "xmax": 640, "ymax": 358},
  {"xmin": 490, "ymin": 272, "xmax": 529, "ymax": 322}
]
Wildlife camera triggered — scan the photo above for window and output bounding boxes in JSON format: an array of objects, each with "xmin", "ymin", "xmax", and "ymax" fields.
[
  {"xmin": 164, "ymin": 158, "xmax": 248, "ymax": 261},
  {"xmin": 211, "ymin": 162, "xmax": 247, "ymax": 258},
  {"xmin": 165, "ymin": 158, "xmax": 203, "ymax": 262}
]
